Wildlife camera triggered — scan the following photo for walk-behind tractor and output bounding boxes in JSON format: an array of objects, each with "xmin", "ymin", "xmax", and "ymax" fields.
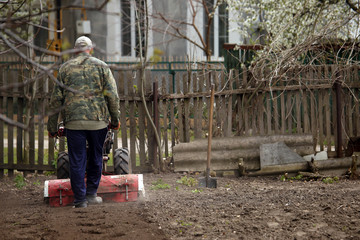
[{"xmin": 44, "ymin": 124, "xmax": 145, "ymax": 207}]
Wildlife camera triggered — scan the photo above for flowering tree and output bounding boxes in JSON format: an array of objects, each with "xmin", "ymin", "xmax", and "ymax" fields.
[{"xmin": 226, "ymin": 0, "xmax": 360, "ymax": 48}]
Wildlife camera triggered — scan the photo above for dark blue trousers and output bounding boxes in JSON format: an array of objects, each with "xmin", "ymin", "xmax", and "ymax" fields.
[{"xmin": 66, "ymin": 128, "xmax": 107, "ymax": 204}]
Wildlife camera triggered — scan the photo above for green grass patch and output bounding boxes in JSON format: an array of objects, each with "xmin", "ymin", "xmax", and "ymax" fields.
[
  {"xmin": 14, "ymin": 174, "xmax": 26, "ymax": 189},
  {"xmin": 150, "ymin": 178, "xmax": 171, "ymax": 190},
  {"xmin": 322, "ymin": 176, "xmax": 339, "ymax": 184},
  {"xmin": 191, "ymin": 189, "xmax": 203, "ymax": 193},
  {"xmin": 33, "ymin": 180, "xmax": 41, "ymax": 185},
  {"xmin": 176, "ymin": 176, "xmax": 198, "ymax": 187}
]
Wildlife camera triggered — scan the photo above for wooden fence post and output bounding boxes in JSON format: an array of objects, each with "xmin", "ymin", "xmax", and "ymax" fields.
[
  {"xmin": 335, "ymin": 72, "xmax": 343, "ymax": 157},
  {"xmin": 153, "ymin": 81, "xmax": 160, "ymax": 171}
]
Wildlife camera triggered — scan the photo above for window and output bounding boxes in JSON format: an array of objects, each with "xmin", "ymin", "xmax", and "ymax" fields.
[
  {"xmin": 218, "ymin": 2, "xmax": 228, "ymax": 57},
  {"xmin": 120, "ymin": 0, "xmax": 146, "ymax": 57},
  {"xmin": 203, "ymin": 0, "xmax": 214, "ymax": 56},
  {"xmin": 121, "ymin": 1, "xmax": 132, "ymax": 56},
  {"xmin": 203, "ymin": 0, "xmax": 228, "ymax": 58}
]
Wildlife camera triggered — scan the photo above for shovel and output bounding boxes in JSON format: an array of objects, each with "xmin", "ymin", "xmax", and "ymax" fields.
[{"xmin": 199, "ymin": 84, "xmax": 217, "ymax": 188}]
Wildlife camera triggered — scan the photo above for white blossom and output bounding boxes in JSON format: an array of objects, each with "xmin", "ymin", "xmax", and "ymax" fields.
[{"xmin": 226, "ymin": 0, "xmax": 360, "ymax": 48}]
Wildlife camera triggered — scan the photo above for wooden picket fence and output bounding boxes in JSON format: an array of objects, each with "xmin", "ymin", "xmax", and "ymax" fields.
[{"xmin": 0, "ymin": 57, "xmax": 359, "ymax": 177}]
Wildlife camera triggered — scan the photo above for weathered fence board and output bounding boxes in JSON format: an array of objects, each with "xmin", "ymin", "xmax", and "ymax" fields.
[
  {"xmin": 0, "ymin": 96, "xmax": 3, "ymax": 177},
  {"xmin": 7, "ymin": 96, "xmax": 14, "ymax": 177},
  {"xmin": 138, "ymin": 74, "xmax": 147, "ymax": 167}
]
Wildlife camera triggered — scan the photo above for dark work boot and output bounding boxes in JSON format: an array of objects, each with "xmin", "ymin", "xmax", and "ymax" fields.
[
  {"xmin": 74, "ymin": 201, "xmax": 88, "ymax": 208},
  {"xmin": 86, "ymin": 194, "xmax": 103, "ymax": 205}
]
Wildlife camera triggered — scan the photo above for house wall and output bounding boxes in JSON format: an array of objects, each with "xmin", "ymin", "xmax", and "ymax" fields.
[
  {"xmin": 61, "ymin": 0, "xmax": 108, "ymax": 59},
  {"xmin": 152, "ymin": 0, "xmax": 188, "ymax": 58}
]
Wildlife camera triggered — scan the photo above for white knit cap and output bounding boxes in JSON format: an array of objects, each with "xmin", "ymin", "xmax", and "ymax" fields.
[{"xmin": 74, "ymin": 36, "xmax": 93, "ymax": 48}]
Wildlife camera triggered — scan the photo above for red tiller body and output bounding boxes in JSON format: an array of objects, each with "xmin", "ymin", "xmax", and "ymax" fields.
[{"xmin": 44, "ymin": 174, "xmax": 145, "ymax": 207}]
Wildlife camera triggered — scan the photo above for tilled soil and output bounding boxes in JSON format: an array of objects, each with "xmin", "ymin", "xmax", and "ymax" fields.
[{"xmin": 0, "ymin": 172, "xmax": 360, "ymax": 240}]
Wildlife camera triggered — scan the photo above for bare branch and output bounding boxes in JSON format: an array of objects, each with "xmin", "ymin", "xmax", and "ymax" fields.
[
  {"xmin": 346, "ymin": 0, "xmax": 360, "ymax": 14},
  {"xmin": 0, "ymin": 113, "xmax": 27, "ymax": 130}
]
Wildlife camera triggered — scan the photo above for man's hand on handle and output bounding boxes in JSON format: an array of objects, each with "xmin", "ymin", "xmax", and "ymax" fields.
[
  {"xmin": 109, "ymin": 121, "xmax": 120, "ymax": 130},
  {"xmin": 48, "ymin": 123, "xmax": 65, "ymax": 138},
  {"xmin": 48, "ymin": 132, "xmax": 58, "ymax": 138}
]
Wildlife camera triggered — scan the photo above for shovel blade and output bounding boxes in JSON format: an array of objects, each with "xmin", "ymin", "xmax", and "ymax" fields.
[{"xmin": 198, "ymin": 176, "xmax": 217, "ymax": 188}]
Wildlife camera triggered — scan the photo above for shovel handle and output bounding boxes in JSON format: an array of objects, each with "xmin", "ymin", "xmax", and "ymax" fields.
[{"xmin": 207, "ymin": 85, "xmax": 215, "ymax": 170}]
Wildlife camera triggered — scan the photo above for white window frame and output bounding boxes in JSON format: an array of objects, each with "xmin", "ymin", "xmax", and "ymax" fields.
[
  {"xmin": 106, "ymin": 0, "xmax": 153, "ymax": 62},
  {"xmin": 186, "ymin": 0, "xmax": 230, "ymax": 61}
]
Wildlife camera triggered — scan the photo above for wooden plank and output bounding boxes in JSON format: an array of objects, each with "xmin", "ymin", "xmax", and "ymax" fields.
[
  {"xmin": 161, "ymin": 75, "xmax": 169, "ymax": 157},
  {"xmin": 332, "ymin": 87, "xmax": 338, "ymax": 153},
  {"xmin": 146, "ymin": 72, "xmax": 154, "ymax": 166},
  {"xmin": 128, "ymin": 71, "xmax": 136, "ymax": 173},
  {"xmin": 331, "ymin": 66, "xmax": 338, "ymax": 153},
  {"xmin": 314, "ymin": 66, "xmax": 322, "ymax": 150},
  {"xmin": 48, "ymin": 128, "xmax": 55, "ymax": 167},
  {"xmin": 355, "ymin": 88, "xmax": 360, "ymax": 136},
  {"xmin": 214, "ymin": 71, "xmax": 222, "ymax": 137},
  {"xmin": 286, "ymin": 91, "xmax": 293, "ymax": 135},
  {"xmin": 7, "ymin": 97, "xmax": 14, "ymax": 177},
  {"xmin": 310, "ymin": 90, "xmax": 317, "ymax": 151},
  {"xmin": 325, "ymin": 89, "xmax": 332, "ymax": 152},
  {"xmin": 347, "ymin": 89, "xmax": 353, "ymax": 137},
  {"xmin": 280, "ymin": 91, "xmax": 285, "ymax": 134},
  {"xmin": 112, "ymin": 69, "xmax": 119, "ymax": 151},
  {"xmin": 266, "ymin": 92, "xmax": 272, "ymax": 135},
  {"xmin": 237, "ymin": 94, "xmax": 243, "ymax": 135},
  {"xmin": 354, "ymin": 66, "xmax": 360, "ymax": 136},
  {"xmin": 346, "ymin": 67, "xmax": 353, "ymax": 138},
  {"xmin": 251, "ymin": 94, "xmax": 257, "ymax": 135},
  {"xmin": 242, "ymin": 69, "xmax": 250, "ymax": 135},
  {"xmin": 192, "ymin": 72, "xmax": 197, "ymax": 138},
  {"xmin": 177, "ymin": 73, "xmax": 184, "ymax": 142},
  {"xmin": 203, "ymin": 70, "xmax": 210, "ymax": 138},
  {"xmin": 197, "ymin": 72, "xmax": 205, "ymax": 138},
  {"xmin": 193, "ymin": 73, "xmax": 201, "ymax": 139},
  {"xmin": 38, "ymin": 96, "xmax": 45, "ymax": 174},
  {"xmin": 324, "ymin": 65, "xmax": 330, "ymax": 151},
  {"xmin": 302, "ymin": 90, "xmax": 310, "ymax": 133},
  {"xmin": 119, "ymin": 71, "xmax": 128, "ymax": 148},
  {"xmin": 170, "ymin": 72, "xmax": 175, "ymax": 150},
  {"xmin": 152, "ymin": 80, "xmax": 160, "ymax": 171},
  {"xmin": 183, "ymin": 73, "xmax": 191, "ymax": 142},
  {"xmin": 159, "ymin": 81, "xmax": 346, "ymax": 100},
  {"xmin": 318, "ymin": 90, "xmax": 324, "ymax": 151},
  {"xmin": 29, "ymin": 102, "xmax": 35, "ymax": 167},
  {"xmin": 0, "ymin": 96, "xmax": 3, "ymax": 178},
  {"xmin": 243, "ymin": 94, "xmax": 249, "ymax": 135},
  {"xmin": 15, "ymin": 72, "xmax": 23, "ymax": 167},
  {"xmin": 273, "ymin": 92, "xmax": 279, "ymax": 134},
  {"xmin": 257, "ymin": 92, "xmax": 264, "ymax": 135},
  {"xmin": 137, "ymin": 73, "xmax": 146, "ymax": 167},
  {"xmin": 296, "ymin": 91, "xmax": 302, "ymax": 134},
  {"xmin": 236, "ymin": 70, "xmax": 243, "ymax": 135},
  {"xmin": 277, "ymin": 69, "xmax": 285, "ymax": 135},
  {"xmin": 340, "ymin": 69, "xmax": 346, "ymax": 152},
  {"xmin": 0, "ymin": 163, "xmax": 54, "ymax": 172},
  {"xmin": 226, "ymin": 70, "xmax": 233, "ymax": 137},
  {"xmin": 45, "ymin": 76, "xmax": 54, "ymax": 167},
  {"xmin": 17, "ymin": 97, "xmax": 23, "ymax": 165}
]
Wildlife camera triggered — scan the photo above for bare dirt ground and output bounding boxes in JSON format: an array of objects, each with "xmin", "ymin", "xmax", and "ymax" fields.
[{"xmin": 1, "ymin": 171, "xmax": 360, "ymax": 240}]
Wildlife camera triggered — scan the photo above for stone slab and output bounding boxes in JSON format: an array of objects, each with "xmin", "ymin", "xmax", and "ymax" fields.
[{"xmin": 260, "ymin": 142, "xmax": 306, "ymax": 168}]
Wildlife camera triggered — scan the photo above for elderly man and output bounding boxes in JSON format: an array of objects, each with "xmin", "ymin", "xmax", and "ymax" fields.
[{"xmin": 47, "ymin": 36, "xmax": 120, "ymax": 208}]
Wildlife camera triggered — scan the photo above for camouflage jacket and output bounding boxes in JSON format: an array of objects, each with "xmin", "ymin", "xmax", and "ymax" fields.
[{"xmin": 47, "ymin": 52, "xmax": 120, "ymax": 133}]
